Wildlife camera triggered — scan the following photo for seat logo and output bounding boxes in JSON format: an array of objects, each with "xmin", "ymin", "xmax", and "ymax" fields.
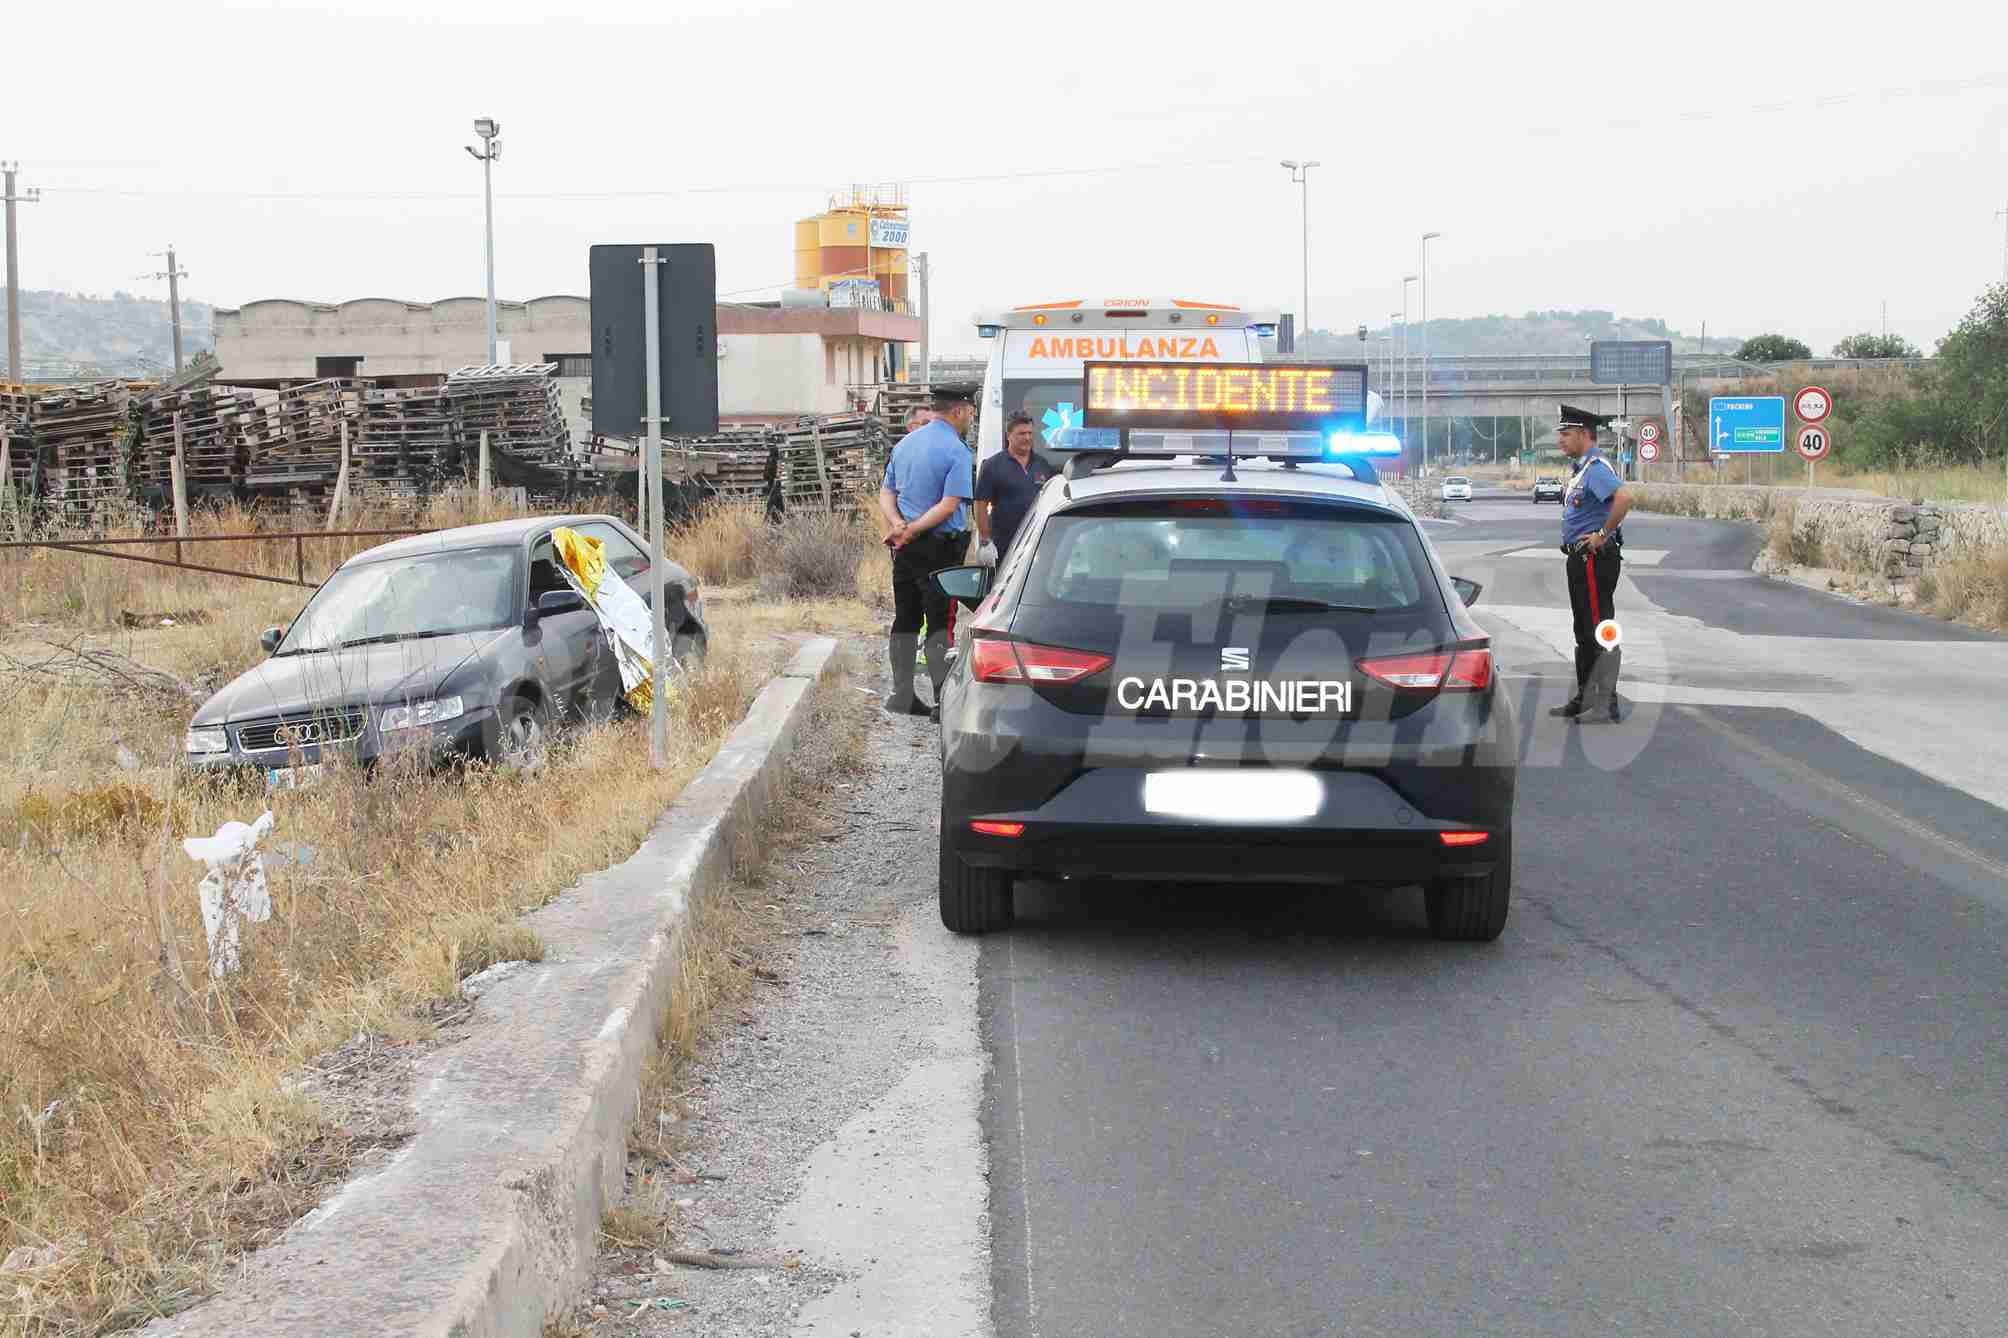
[{"xmin": 1220, "ymin": 646, "xmax": 1250, "ymax": 672}]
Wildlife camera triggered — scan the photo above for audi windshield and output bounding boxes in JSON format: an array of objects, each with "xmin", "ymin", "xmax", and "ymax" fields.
[{"xmin": 276, "ymin": 549, "xmax": 521, "ymax": 655}]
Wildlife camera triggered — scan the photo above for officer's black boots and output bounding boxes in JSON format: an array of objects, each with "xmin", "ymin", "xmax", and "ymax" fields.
[
  {"xmin": 1549, "ymin": 696, "xmax": 1585, "ymax": 718},
  {"xmin": 885, "ymin": 633, "xmax": 931, "ymax": 716}
]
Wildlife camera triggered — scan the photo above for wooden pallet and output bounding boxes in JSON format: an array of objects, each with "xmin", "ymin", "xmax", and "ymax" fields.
[
  {"xmin": 775, "ymin": 413, "xmax": 888, "ymax": 512},
  {"xmin": 30, "ymin": 380, "xmax": 134, "ymax": 512},
  {"xmin": 445, "ymin": 364, "xmax": 570, "ymax": 463},
  {"xmin": 135, "ymin": 385, "xmax": 258, "ymax": 488}
]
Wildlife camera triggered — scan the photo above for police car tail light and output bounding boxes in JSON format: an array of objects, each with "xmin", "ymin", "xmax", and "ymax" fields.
[
  {"xmin": 1356, "ymin": 647, "xmax": 1492, "ymax": 692},
  {"xmin": 1439, "ymin": 831, "xmax": 1491, "ymax": 847},
  {"xmin": 971, "ymin": 820, "xmax": 1025, "ymax": 838},
  {"xmin": 970, "ymin": 637, "xmax": 1111, "ymax": 685}
]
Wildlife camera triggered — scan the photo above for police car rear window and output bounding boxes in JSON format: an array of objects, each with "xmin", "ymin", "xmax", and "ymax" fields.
[{"xmin": 1022, "ymin": 499, "xmax": 1435, "ymax": 614}]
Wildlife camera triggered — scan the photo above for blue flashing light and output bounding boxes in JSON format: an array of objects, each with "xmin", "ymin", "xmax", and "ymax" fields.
[
  {"xmin": 1252, "ymin": 323, "xmax": 1278, "ymax": 338},
  {"xmin": 1327, "ymin": 431, "xmax": 1403, "ymax": 458}
]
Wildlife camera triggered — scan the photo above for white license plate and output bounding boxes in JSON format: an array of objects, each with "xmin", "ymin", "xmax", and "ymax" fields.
[
  {"xmin": 265, "ymin": 764, "xmax": 324, "ymax": 791},
  {"xmin": 1142, "ymin": 770, "xmax": 1323, "ymax": 823}
]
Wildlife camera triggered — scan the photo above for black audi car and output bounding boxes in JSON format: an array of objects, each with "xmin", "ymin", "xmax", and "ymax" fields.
[
  {"xmin": 183, "ymin": 514, "xmax": 706, "ymax": 784},
  {"xmin": 929, "ymin": 450, "xmax": 1516, "ymax": 941}
]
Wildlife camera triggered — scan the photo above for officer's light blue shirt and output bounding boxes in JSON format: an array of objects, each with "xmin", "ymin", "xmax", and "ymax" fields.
[
  {"xmin": 1561, "ymin": 448, "xmax": 1622, "ymax": 545},
  {"xmin": 882, "ymin": 419, "xmax": 973, "ymax": 535}
]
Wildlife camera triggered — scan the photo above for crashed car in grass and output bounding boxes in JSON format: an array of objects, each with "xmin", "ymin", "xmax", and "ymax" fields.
[{"xmin": 182, "ymin": 515, "xmax": 706, "ymax": 784}]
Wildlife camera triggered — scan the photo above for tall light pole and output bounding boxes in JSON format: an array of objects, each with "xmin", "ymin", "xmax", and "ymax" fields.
[
  {"xmin": 1280, "ymin": 160, "xmax": 1320, "ymax": 338},
  {"xmin": 3, "ymin": 162, "xmax": 40, "ymax": 385},
  {"xmin": 1401, "ymin": 275, "xmax": 1418, "ymax": 458},
  {"xmin": 1386, "ymin": 315, "xmax": 1400, "ymax": 427},
  {"xmin": 466, "ymin": 119, "xmax": 502, "ymax": 365},
  {"xmin": 1420, "ymin": 232, "xmax": 1442, "ymax": 473}
]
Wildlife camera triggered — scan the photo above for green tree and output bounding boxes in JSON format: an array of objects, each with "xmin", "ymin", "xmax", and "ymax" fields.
[
  {"xmin": 1831, "ymin": 332, "xmax": 1922, "ymax": 359},
  {"xmin": 1736, "ymin": 334, "xmax": 1813, "ymax": 362}
]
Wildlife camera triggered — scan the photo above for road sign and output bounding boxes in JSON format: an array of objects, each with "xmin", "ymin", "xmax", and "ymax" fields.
[
  {"xmin": 1638, "ymin": 421, "xmax": 1661, "ymax": 445},
  {"xmin": 1796, "ymin": 426, "xmax": 1831, "ymax": 461},
  {"xmin": 1793, "ymin": 385, "xmax": 1833, "ymax": 424},
  {"xmin": 1590, "ymin": 339, "xmax": 1673, "ymax": 386},
  {"xmin": 588, "ymin": 243, "xmax": 720, "ymax": 440},
  {"xmin": 1639, "ymin": 439, "xmax": 1660, "ymax": 462},
  {"xmin": 1708, "ymin": 396, "xmax": 1788, "ymax": 453}
]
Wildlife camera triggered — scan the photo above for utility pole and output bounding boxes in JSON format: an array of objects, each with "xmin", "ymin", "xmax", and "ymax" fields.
[
  {"xmin": 146, "ymin": 246, "xmax": 190, "ymax": 373},
  {"xmin": 1401, "ymin": 275, "xmax": 1417, "ymax": 458},
  {"xmin": 1281, "ymin": 161, "xmax": 1320, "ymax": 337},
  {"xmin": 914, "ymin": 250, "xmax": 931, "ymax": 385},
  {"xmin": 4, "ymin": 162, "xmax": 40, "ymax": 385},
  {"xmin": 466, "ymin": 120, "xmax": 502, "ymax": 364}
]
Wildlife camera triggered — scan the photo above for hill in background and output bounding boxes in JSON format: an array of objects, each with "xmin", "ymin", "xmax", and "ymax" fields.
[
  {"xmin": 1298, "ymin": 309, "xmax": 1741, "ymax": 357},
  {"xmin": 9, "ymin": 289, "xmax": 216, "ymax": 380}
]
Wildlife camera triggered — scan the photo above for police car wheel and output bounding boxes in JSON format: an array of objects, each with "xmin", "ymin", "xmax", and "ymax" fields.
[
  {"xmin": 939, "ymin": 829, "xmax": 1015, "ymax": 934},
  {"xmin": 1424, "ymin": 829, "xmax": 1512, "ymax": 942}
]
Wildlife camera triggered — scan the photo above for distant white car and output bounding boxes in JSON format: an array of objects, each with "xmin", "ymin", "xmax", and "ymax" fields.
[{"xmin": 1440, "ymin": 476, "xmax": 1472, "ymax": 502}]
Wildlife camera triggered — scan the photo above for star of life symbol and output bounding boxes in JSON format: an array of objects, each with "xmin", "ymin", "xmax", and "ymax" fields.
[{"xmin": 1040, "ymin": 402, "xmax": 1078, "ymax": 446}]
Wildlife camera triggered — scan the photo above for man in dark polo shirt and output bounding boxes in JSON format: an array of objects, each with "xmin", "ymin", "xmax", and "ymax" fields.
[{"xmin": 972, "ymin": 412, "xmax": 1053, "ymax": 564}]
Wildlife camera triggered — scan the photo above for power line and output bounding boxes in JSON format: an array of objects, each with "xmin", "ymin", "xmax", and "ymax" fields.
[{"xmin": 27, "ymin": 70, "xmax": 2008, "ymax": 206}]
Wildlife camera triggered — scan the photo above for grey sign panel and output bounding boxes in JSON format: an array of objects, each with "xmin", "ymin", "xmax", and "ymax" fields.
[
  {"xmin": 1590, "ymin": 339, "xmax": 1673, "ymax": 386},
  {"xmin": 588, "ymin": 243, "xmax": 720, "ymax": 439}
]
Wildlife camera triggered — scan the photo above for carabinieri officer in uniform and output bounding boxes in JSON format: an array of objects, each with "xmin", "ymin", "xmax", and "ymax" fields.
[
  {"xmin": 877, "ymin": 383, "xmax": 977, "ymax": 716},
  {"xmin": 1550, "ymin": 403, "xmax": 1634, "ymax": 723}
]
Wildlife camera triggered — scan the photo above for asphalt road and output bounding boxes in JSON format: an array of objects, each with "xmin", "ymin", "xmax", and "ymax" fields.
[{"xmin": 979, "ymin": 498, "xmax": 2008, "ymax": 1337}]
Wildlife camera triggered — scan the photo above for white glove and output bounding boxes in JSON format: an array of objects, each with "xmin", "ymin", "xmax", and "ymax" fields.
[{"xmin": 975, "ymin": 540, "xmax": 998, "ymax": 567}]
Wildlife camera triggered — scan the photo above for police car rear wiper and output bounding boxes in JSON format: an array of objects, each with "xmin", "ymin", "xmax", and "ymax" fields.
[{"xmin": 1222, "ymin": 595, "xmax": 1378, "ymax": 615}]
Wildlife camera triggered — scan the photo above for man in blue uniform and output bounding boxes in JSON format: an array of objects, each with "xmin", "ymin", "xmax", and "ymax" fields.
[
  {"xmin": 877, "ymin": 383, "xmax": 976, "ymax": 716},
  {"xmin": 972, "ymin": 412, "xmax": 1053, "ymax": 565},
  {"xmin": 1550, "ymin": 403, "xmax": 1634, "ymax": 722}
]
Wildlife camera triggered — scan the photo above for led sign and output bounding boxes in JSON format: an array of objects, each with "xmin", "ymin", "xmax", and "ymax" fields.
[{"xmin": 1081, "ymin": 361, "xmax": 1369, "ymax": 433}]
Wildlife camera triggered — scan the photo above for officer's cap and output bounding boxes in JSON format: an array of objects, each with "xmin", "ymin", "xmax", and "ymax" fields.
[
  {"xmin": 929, "ymin": 382, "xmax": 980, "ymax": 409},
  {"xmin": 1557, "ymin": 403, "xmax": 1611, "ymax": 432}
]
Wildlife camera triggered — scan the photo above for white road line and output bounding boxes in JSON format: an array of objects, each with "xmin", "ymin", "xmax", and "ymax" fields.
[{"xmin": 1502, "ymin": 546, "xmax": 1671, "ymax": 565}]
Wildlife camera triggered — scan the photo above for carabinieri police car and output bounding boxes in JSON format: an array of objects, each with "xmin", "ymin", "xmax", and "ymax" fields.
[{"xmin": 927, "ymin": 360, "xmax": 1517, "ymax": 941}]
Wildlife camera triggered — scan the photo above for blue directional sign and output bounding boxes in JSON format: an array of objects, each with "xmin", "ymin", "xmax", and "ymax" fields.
[{"xmin": 1707, "ymin": 396, "xmax": 1787, "ymax": 453}]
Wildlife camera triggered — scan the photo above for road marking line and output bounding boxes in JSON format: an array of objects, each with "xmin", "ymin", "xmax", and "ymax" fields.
[
  {"xmin": 1679, "ymin": 707, "xmax": 2008, "ymax": 885},
  {"xmin": 1501, "ymin": 546, "xmax": 1670, "ymax": 565},
  {"xmin": 1009, "ymin": 933, "xmax": 1041, "ymax": 1338}
]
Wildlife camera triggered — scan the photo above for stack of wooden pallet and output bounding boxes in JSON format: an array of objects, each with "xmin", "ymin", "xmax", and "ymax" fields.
[
  {"xmin": 358, "ymin": 384, "xmax": 458, "ymax": 485},
  {"xmin": 446, "ymin": 364, "xmax": 569, "ymax": 463},
  {"xmin": 869, "ymin": 382, "xmax": 935, "ymax": 436},
  {"xmin": 246, "ymin": 379, "xmax": 362, "ymax": 494},
  {"xmin": 30, "ymin": 380, "xmax": 133, "ymax": 514},
  {"xmin": 134, "ymin": 384, "xmax": 259, "ymax": 492},
  {"xmin": 0, "ymin": 387, "xmax": 32, "ymax": 498},
  {"xmin": 776, "ymin": 413, "xmax": 888, "ymax": 512},
  {"xmin": 675, "ymin": 427, "xmax": 777, "ymax": 502}
]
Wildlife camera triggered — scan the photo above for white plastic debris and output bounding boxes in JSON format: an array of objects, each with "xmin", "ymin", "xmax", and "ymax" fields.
[
  {"xmin": 182, "ymin": 811, "xmax": 276, "ymax": 978},
  {"xmin": 115, "ymin": 744, "xmax": 139, "ymax": 771}
]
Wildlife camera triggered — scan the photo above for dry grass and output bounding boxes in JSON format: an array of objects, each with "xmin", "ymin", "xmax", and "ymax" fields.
[
  {"xmin": 670, "ymin": 498, "xmax": 892, "ymax": 613},
  {"xmin": 1917, "ymin": 548, "xmax": 2008, "ymax": 629},
  {"xmin": 1822, "ymin": 463, "xmax": 2008, "ymax": 507},
  {"xmin": 0, "ymin": 501, "xmax": 882, "ymax": 1332}
]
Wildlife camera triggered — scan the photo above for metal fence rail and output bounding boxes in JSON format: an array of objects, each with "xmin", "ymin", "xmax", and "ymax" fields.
[{"xmin": 0, "ymin": 526, "xmax": 434, "ymax": 588}]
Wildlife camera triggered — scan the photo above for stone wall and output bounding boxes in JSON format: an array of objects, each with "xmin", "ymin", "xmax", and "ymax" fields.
[{"xmin": 1630, "ymin": 483, "xmax": 2008, "ymax": 583}]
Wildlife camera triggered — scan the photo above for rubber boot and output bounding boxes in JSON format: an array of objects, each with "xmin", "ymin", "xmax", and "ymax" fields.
[
  {"xmin": 1580, "ymin": 646, "xmax": 1624, "ymax": 723},
  {"xmin": 1550, "ymin": 652, "xmax": 1591, "ymax": 717},
  {"xmin": 923, "ymin": 627, "xmax": 950, "ymax": 716},
  {"xmin": 885, "ymin": 634, "xmax": 929, "ymax": 716}
]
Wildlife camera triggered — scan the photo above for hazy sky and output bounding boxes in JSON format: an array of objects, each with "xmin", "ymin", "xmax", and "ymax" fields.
[{"xmin": 12, "ymin": 0, "xmax": 2006, "ymax": 357}]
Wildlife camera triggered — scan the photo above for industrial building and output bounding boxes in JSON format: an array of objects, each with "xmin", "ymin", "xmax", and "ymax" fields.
[{"xmin": 211, "ymin": 295, "xmax": 921, "ymax": 443}]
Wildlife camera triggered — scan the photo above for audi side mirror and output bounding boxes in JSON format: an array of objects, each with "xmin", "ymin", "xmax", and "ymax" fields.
[
  {"xmin": 931, "ymin": 565, "xmax": 991, "ymax": 607},
  {"xmin": 1451, "ymin": 576, "xmax": 1483, "ymax": 608},
  {"xmin": 259, "ymin": 626, "xmax": 284, "ymax": 655},
  {"xmin": 532, "ymin": 589, "xmax": 587, "ymax": 619}
]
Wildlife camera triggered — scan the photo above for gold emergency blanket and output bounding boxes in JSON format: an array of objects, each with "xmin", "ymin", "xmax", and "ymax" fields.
[{"xmin": 551, "ymin": 526, "xmax": 664, "ymax": 713}]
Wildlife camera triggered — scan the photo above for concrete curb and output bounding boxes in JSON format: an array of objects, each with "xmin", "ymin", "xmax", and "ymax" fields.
[{"xmin": 148, "ymin": 637, "xmax": 841, "ymax": 1337}]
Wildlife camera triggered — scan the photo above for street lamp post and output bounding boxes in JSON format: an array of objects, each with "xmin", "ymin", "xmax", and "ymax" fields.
[
  {"xmin": 466, "ymin": 119, "xmax": 502, "ymax": 365},
  {"xmin": 1386, "ymin": 317, "xmax": 1399, "ymax": 428},
  {"xmin": 1280, "ymin": 161, "xmax": 1320, "ymax": 338},
  {"xmin": 1401, "ymin": 275, "xmax": 1418, "ymax": 460},
  {"xmin": 1420, "ymin": 232, "xmax": 1442, "ymax": 475}
]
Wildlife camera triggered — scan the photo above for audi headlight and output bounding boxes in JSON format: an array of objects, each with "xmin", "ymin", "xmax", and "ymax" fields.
[
  {"xmin": 184, "ymin": 727, "xmax": 230, "ymax": 755},
  {"xmin": 379, "ymin": 696, "xmax": 466, "ymax": 732}
]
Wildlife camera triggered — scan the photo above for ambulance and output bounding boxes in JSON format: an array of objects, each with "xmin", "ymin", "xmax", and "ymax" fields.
[{"xmin": 971, "ymin": 299, "xmax": 1385, "ymax": 470}]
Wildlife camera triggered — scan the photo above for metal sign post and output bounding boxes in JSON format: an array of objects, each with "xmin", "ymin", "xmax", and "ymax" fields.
[{"xmin": 642, "ymin": 246, "xmax": 669, "ymax": 771}]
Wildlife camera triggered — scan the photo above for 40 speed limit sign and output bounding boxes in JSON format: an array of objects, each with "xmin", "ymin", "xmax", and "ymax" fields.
[{"xmin": 1797, "ymin": 426, "xmax": 1831, "ymax": 461}]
